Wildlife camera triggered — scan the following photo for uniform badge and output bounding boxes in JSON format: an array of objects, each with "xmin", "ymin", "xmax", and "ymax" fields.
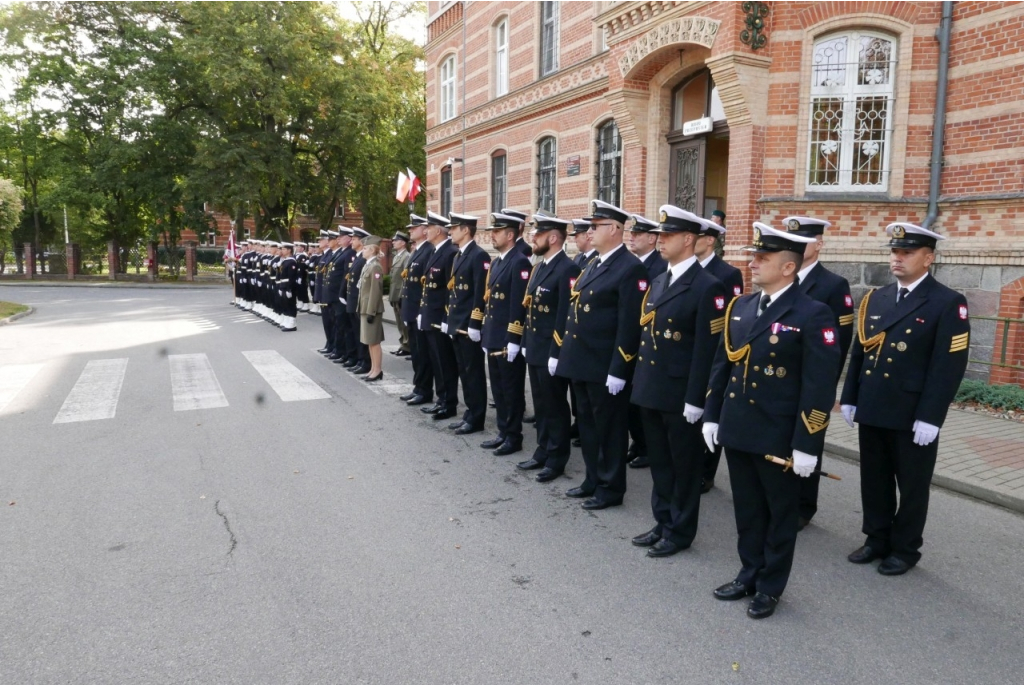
[
  {"xmin": 659, "ymin": 209, "xmax": 668, "ymax": 223},
  {"xmin": 776, "ymin": 366, "xmax": 786, "ymax": 378},
  {"xmin": 734, "ymin": 285, "xmax": 742, "ymax": 297},
  {"xmin": 764, "ymin": 365, "xmax": 774, "ymax": 376},
  {"xmin": 638, "ymin": 280, "xmax": 648, "ymax": 292},
  {"xmin": 959, "ymin": 304, "xmax": 968, "ymax": 320},
  {"xmin": 672, "ymin": 332, "xmax": 682, "ymax": 342},
  {"xmin": 844, "ymin": 294, "xmax": 853, "ymax": 308},
  {"xmin": 664, "ymin": 330, "xmax": 672, "ymax": 339},
  {"xmin": 569, "ymin": 278, "xmax": 577, "ymax": 288},
  {"xmin": 583, "ymin": 304, "xmax": 591, "ymax": 312},
  {"xmin": 753, "ymin": 227, "xmax": 761, "ymax": 243},
  {"xmin": 484, "ymin": 262, "xmax": 490, "ymax": 270},
  {"xmin": 896, "ymin": 341, "xmax": 907, "ymax": 351},
  {"xmin": 769, "ymin": 335, "xmax": 779, "ymax": 344},
  {"xmin": 822, "ymin": 328, "xmax": 836, "ymax": 345},
  {"xmin": 714, "ymin": 296, "xmax": 725, "ymax": 310},
  {"xmin": 788, "ymin": 219, "xmax": 800, "ymax": 230},
  {"xmin": 892, "ymin": 225, "xmax": 906, "ymax": 239},
  {"xmin": 521, "ymin": 270, "xmax": 529, "ymax": 280}
]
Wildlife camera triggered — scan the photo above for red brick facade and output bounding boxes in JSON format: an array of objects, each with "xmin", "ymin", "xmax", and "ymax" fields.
[{"xmin": 425, "ymin": 1, "xmax": 1024, "ymax": 380}]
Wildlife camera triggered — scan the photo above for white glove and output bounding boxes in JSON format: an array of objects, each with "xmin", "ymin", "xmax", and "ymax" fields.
[
  {"xmin": 683, "ymin": 403, "xmax": 704, "ymax": 424},
  {"xmin": 841, "ymin": 404, "xmax": 856, "ymax": 428},
  {"xmin": 506, "ymin": 343, "xmax": 520, "ymax": 362},
  {"xmin": 548, "ymin": 357, "xmax": 558, "ymax": 376},
  {"xmin": 286, "ymin": 291, "xmax": 292, "ymax": 298},
  {"xmin": 441, "ymin": 322, "xmax": 449, "ymax": 334},
  {"xmin": 702, "ymin": 422, "xmax": 719, "ymax": 452},
  {"xmin": 340, "ymin": 297, "xmax": 347, "ymax": 305},
  {"xmin": 605, "ymin": 375, "xmax": 626, "ymax": 395},
  {"xmin": 521, "ymin": 347, "xmax": 527, "ymax": 357},
  {"xmin": 277, "ymin": 290, "xmax": 282, "ymax": 297},
  {"xmin": 792, "ymin": 450, "xmax": 817, "ymax": 478},
  {"xmin": 416, "ymin": 314, "xmax": 422, "ymax": 330},
  {"xmin": 912, "ymin": 420, "xmax": 940, "ymax": 446},
  {"xmin": 468, "ymin": 328, "xmax": 481, "ymax": 343}
]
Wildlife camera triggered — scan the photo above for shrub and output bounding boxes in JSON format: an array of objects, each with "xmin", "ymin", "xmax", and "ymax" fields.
[{"xmin": 955, "ymin": 379, "xmax": 1024, "ymax": 412}]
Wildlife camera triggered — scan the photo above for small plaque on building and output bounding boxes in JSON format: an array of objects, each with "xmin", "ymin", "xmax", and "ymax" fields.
[
  {"xmin": 683, "ymin": 116, "xmax": 713, "ymax": 136},
  {"xmin": 566, "ymin": 155, "xmax": 581, "ymax": 177}
]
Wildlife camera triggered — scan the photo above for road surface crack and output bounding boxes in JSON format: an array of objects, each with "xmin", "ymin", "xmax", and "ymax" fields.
[{"xmin": 214, "ymin": 500, "xmax": 238, "ymax": 556}]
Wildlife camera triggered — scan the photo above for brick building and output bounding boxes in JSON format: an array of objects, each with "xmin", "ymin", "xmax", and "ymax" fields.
[
  {"xmin": 424, "ymin": 1, "xmax": 1024, "ymax": 383},
  {"xmin": 176, "ymin": 205, "xmax": 365, "ymax": 248}
]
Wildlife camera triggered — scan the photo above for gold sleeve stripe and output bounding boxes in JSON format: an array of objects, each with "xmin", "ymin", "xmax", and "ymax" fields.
[
  {"xmin": 553, "ymin": 330, "xmax": 563, "ymax": 346},
  {"xmin": 802, "ymin": 410, "xmax": 830, "ymax": 435},
  {"xmin": 618, "ymin": 347, "xmax": 636, "ymax": 363},
  {"xmin": 709, "ymin": 316, "xmax": 725, "ymax": 334},
  {"xmin": 507, "ymin": 323, "xmax": 524, "ymax": 335},
  {"xmin": 838, "ymin": 314, "xmax": 854, "ymax": 326},
  {"xmin": 471, "ymin": 310, "xmax": 485, "ymax": 321},
  {"xmin": 950, "ymin": 332, "xmax": 969, "ymax": 352}
]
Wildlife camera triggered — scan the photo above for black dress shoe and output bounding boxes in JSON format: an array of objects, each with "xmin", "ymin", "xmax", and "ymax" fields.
[
  {"xmin": 700, "ymin": 478, "xmax": 714, "ymax": 494},
  {"xmin": 523, "ymin": 414, "xmax": 536, "ymax": 424},
  {"xmin": 363, "ymin": 372, "xmax": 383, "ymax": 382},
  {"xmin": 747, "ymin": 592, "xmax": 779, "ymax": 619},
  {"xmin": 431, "ymin": 408, "xmax": 458, "ymax": 420},
  {"xmin": 626, "ymin": 442, "xmax": 639, "ymax": 459},
  {"xmin": 421, "ymin": 403, "xmax": 444, "ymax": 415},
  {"xmin": 349, "ymin": 365, "xmax": 371, "ymax": 375},
  {"xmin": 407, "ymin": 395, "xmax": 432, "ymax": 406},
  {"xmin": 631, "ymin": 529, "xmax": 661, "ymax": 547},
  {"xmin": 877, "ymin": 556, "xmax": 912, "ymax": 576},
  {"xmin": 400, "ymin": 392, "xmax": 418, "ymax": 401},
  {"xmin": 480, "ymin": 436, "xmax": 506, "ymax": 449},
  {"xmin": 565, "ymin": 486, "xmax": 594, "ymax": 499},
  {"xmin": 647, "ymin": 538, "xmax": 684, "ymax": 558},
  {"xmin": 455, "ymin": 424, "xmax": 483, "ymax": 436},
  {"xmin": 332, "ymin": 357, "xmax": 349, "ymax": 364},
  {"xmin": 713, "ymin": 581, "xmax": 755, "ymax": 601},
  {"xmin": 848, "ymin": 545, "xmax": 887, "ymax": 564},
  {"xmin": 449, "ymin": 420, "xmax": 467, "ymax": 430},
  {"xmin": 326, "ymin": 353, "xmax": 342, "ymax": 360},
  {"xmin": 488, "ymin": 402, "xmax": 496, "ymax": 408},
  {"xmin": 628, "ymin": 455, "xmax": 650, "ymax": 469},
  {"xmin": 797, "ymin": 517, "xmax": 810, "ymax": 531},
  {"xmin": 516, "ymin": 458, "xmax": 543, "ymax": 471},
  {"xmin": 581, "ymin": 497, "xmax": 621, "ymax": 511},
  {"xmin": 571, "ymin": 437, "xmax": 582, "ymax": 447},
  {"xmin": 317, "ymin": 347, "xmax": 331, "ymax": 353},
  {"xmin": 493, "ymin": 440, "xmax": 522, "ymax": 456},
  {"xmin": 535, "ymin": 468, "xmax": 562, "ymax": 483},
  {"xmin": 396, "ymin": 349, "xmax": 411, "ymax": 356},
  {"xmin": 342, "ymin": 359, "xmax": 358, "ymax": 368}
]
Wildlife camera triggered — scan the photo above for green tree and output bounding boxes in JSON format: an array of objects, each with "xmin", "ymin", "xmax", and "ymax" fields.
[{"xmin": 0, "ymin": 176, "xmax": 23, "ymax": 272}]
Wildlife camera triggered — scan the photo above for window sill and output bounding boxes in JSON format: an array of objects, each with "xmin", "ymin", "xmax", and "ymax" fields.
[{"xmin": 760, "ymin": 193, "xmax": 924, "ymax": 204}]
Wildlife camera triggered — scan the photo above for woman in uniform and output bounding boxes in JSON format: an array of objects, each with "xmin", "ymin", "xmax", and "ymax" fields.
[{"xmin": 357, "ymin": 235, "xmax": 386, "ymax": 381}]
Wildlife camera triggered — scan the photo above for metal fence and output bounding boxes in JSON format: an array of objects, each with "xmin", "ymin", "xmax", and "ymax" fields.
[{"xmin": 969, "ymin": 315, "xmax": 1024, "ymax": 372}]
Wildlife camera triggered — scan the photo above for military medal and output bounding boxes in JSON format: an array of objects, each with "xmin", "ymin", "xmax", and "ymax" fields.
[
  {"xmin": 764, "ymin": 365, "xmax": 774, "ymax": 376},
  {"xmin": 897, "ymin": 341, "xmax": 907, "ymax": 351},
  {"xmin": 769, "ymin": 335, "xmax": 779, "ymax": 344},
  {"xmin": 776, "ymin": 367, "xmax": 786, "ymax": 378}
]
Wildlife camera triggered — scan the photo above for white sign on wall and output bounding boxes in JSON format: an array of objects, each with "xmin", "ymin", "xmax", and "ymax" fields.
[{"xmin": 682, "ymin": 116, "xmax": 713, "ymax": 136}]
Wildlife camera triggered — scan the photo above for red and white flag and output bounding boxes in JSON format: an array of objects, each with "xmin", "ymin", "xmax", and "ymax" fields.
[
  {"xmin": 224, "ymin": 230, "xmax": 237, "ymax": 262},
  {"xmin": 407, "ymin": 167, "xmax": 422, "ymax": 202},
  {"xmin": 395, "ymin": 171, "xmax": 411, "ymax": 203}
]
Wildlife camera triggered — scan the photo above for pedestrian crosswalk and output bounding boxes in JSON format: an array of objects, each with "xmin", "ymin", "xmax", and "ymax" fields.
[{"xmin": 0, "ymin": 349, "xmax": 332, "ymax": 424}]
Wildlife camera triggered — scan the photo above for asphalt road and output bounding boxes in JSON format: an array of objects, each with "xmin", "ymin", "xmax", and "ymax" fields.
[{"xmin": 2, "ymin": 285, "xmax": 1023, "ymax": 684}]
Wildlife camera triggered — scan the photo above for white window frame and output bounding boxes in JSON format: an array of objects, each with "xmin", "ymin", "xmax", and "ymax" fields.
[
  {"xmin": 540, "ymin": 2, "xmax": 559, "ymax": 78},
  {"xmin": 440, "ymin": 55, "xmax": 457, "ymax": 123},
  {"xmin": 806, "ymin": 30, "xmax": 896, "ymax": 193},
  {"xmin": 495, "ymin": 19, "xmax": 509, "ymax": 97}
]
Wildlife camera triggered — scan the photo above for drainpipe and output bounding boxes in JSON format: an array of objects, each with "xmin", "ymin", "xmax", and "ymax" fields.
[
  {"xmin": 923, "ymin": 1, "xmax": 954, "ymax": 229},
  {"xmin": 461, "ymin": 1, "xmax": 467, "ymax": 212}
]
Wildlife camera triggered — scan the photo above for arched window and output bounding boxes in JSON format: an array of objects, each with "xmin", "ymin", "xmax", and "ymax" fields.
[
  {"xmin": 807, "ymin": 31, "xmax": 896, "ymax": 191},
  {"xmin": 596, "ymin": 121, "xmax": 621, "ymax": 206},
  {"xmin": 439, "ymin": 55, "xmax": 456, "ymax": 122},
  {"xmin": 491, "ymin": 152, "xmax": 507, "ymax": 213},
  {"xmin": 537, "ymin": 137, "xmax": 557, "ymax": 213},
  {"xmin": 495, "ymin": 19, "xmax": 509, "ymax": 97}
]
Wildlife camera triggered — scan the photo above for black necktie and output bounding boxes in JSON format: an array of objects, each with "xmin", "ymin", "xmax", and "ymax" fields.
[
  {"xmin": 758, "ymin": 294, "xmax": 770, "ymax": 317},
  {"xmin": 897, "ymin": 287, "xmax": 909, "ymax": 305}
]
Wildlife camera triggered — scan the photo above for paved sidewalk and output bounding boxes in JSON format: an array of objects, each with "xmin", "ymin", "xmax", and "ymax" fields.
[{"xmin": 826, "ymin": 405, "xmax": 1024, "ymax": 514}]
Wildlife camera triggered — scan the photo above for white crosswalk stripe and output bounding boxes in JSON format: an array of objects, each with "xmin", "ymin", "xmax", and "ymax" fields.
[
  {"xmin": 53, "ymin": 358, "xmax": 128, "ymax": 424},
  {"xmin": 0, "ymin": 363, "xmax": 45, "ymax": 414},
  {"xmin": 242, "ymin": 350, "xmax": 330, "ymax": 402},
  {"xmin": 169, "ymin": 354, "xmax": 229, "ymax": 411}
]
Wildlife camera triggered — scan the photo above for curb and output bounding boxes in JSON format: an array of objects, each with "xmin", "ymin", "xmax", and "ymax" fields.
[
  {"xmin": 0, "ymin": 280, "xmax": 228, "ymax": 289},
  {"xmin": 0, "ymin": 305, "xmax": 34, "ymax": 326},
  {"xmin": 825, "ymin": 438, "xmax": 1024, "ymax": 515}
]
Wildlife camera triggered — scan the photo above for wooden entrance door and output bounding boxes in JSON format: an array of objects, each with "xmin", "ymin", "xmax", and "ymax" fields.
[{"xmin": 668, "ymin": 139, "xmax": 706, "ymax": 215}]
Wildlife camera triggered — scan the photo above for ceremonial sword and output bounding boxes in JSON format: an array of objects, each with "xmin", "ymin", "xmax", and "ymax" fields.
[{"xmin": 764, "ymin": 454, "xmax": 842, "ymax": 480}]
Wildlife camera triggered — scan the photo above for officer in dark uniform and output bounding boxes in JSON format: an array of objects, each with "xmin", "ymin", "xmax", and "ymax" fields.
[
  {"xmin": 293, "ymin": 242, "xmax": 310, "ymax": 313},
  {"xmin": 629, "ymin": 206, "xmax": 727, "ymax": 558},
  {"xmin": 398, "ymin": 214, "xmax": 436, "ymax": 407},
  {"xmin": 697, "ymin": 219, "xmax": 745, "ymax": 493},
  {"xmin": 784, "ymin": 216, "xmax": 855, "ymax": 529},
  {"xmin": 419, "ymin": 211, "xmax": 460, "ymax": 421},
  {"xmin": 328, "ymin": 229, "xmax": 355, "ymax": 362},
  {"xmin": 703, "ymin": 222, "xmax": 841, "ymax": 619},
  {"xmin": 445, "ymin": 212, "xmax": 491, "ymax": 435},
  {"xmin": 552, "ymin": 199, "xmax": 647, "ymax": 510},
  {"xmin": 573, "ymin": 220, "xmax": 597, "ymax": 268},
  {"xmin": 500, "ymin": 208, "xmax": 534, "ymax": 258},
  {"xmin": 516, "ymin": 216, "xmax": 582, "ymax": 482},
  {"xmin": 275, "ymin": 242, "xmax": 298, "ymax": 331},
  {"xmin": 314, "ymin": 231, "xmax": 334, "ymax": 352},
  {"xmin": 625, "ymin": 213, "xmax": 669, "ymax": 470},
  {"xmin": 479, "ymin": 213, "xmax": 533, "ymax": 455},
  {"xmin": 345, "ymin": 227, "xmax": 371, "ymax": 375},
  {"xmin": 841, "ymin": 222, "xmax": 970, "ymax": 576}
]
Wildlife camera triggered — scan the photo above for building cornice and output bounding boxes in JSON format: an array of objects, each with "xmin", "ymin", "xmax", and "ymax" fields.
[{"xmin": 596, "ymin": 1, "xmax": 713, "ymax": 47}]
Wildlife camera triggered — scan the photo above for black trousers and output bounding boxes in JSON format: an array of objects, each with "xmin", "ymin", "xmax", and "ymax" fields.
[
  {"xmin": 725, "ymin": 447, "xmax": 802, "ymax": 599},
  {"xmin": 453, "ymin": 334, "xmax": 487, "ymax": 428},
  {"xmin": 642, "ymin": 407, "xmax": 704, "ymax": 547},
  {"xmin": 330, "ymin": 302, "xmax": 347, "ymax": 354},
  {"xmin": 572, "ymin": 379, "xmax": 631, "ymax": 504},
  {"xmin": 407, "ymin": 322, "xmax": 435, "ymax": 401},
  {"xmin": 425, "ymin": 328, "xmax": 459, "ymax": 410},
  {"xmin": 858, "ymin": 424, "xmax": 939, "ymax": 565},
  {"xmin": 528, "ymin": 364, "xmax": 572, "ymax": 471},
  {"xmin": 321, "ymin": 301, "xmax": 335, "ymax": 349},
  {"xmin": 628, "ymin": 404, "xmax": 648, "ymax": 455},
  {"xmin": 701, "ymin": 423, "xmax": 725, "ymax": 483},
  {"xmin": 487, "ymin": 352, "xmax": 526, "ymax": 444},
  {"xmin": 281, "ymin": 293, "xmax": 297, "ymax": 318},
  {"xmin": 347, "ymin": 311, "xmax": 368, "ymax": 364},
  {"xmin": 799, "ymin": 457, "xmax": 823, "ymax": 521}
]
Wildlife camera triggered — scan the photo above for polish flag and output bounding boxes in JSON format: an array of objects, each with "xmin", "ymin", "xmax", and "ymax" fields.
[
  {"xmin": 223, "ymin": 230, "xmax": 236, "ymax": 262},
  {"xmin": 407, "ymin": 168, "xmax": 422, "ymax": 202},
  {"xmin": 396, "ymin": 171, "xmax": 411, "ymax": 202}
]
